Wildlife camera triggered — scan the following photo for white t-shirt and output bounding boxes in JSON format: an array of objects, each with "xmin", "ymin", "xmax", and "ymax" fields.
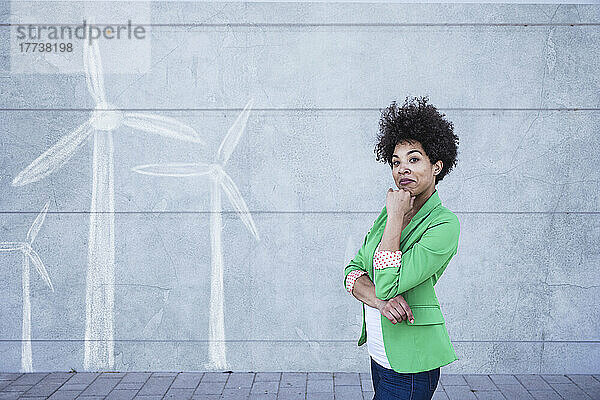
[{"xmin": 365, "ymin": 241, "xmax": 393, "ymax": 369}]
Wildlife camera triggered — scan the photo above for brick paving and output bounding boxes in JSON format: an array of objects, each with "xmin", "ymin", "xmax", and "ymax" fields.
[{"xmin": 0, "ymin": 372, "xmax": 598, "ymax": 399}]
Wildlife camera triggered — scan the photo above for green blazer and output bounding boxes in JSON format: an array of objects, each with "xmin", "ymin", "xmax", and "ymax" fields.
[{"xmin": 344, "ymin": 189, "xmax": 459, "ymax": 373}]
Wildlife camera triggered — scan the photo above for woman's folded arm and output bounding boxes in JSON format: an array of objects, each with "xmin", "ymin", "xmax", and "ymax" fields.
[
  {"xmin": 344, "ymin": 231, "xmax": 369, "ymax": 294},
  {"xmin": 373, "ymin": 215, "xmax": 459, "ymax": 300}
]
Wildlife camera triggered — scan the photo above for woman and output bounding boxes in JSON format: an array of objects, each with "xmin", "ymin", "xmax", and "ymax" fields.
[{"xmin": 344, "ymin": 96, "xmax": 460, "ymax": 400}]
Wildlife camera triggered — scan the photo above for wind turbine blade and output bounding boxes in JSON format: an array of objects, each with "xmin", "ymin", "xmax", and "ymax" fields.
[
  {"xmin": 83, "ymin": 26, "xmax": 107, "ymax": 105},
  {"xmin": 24, "ymin": 246, "xmax": 54, "ymax": 292},
  {"xmin": 132, "ymin": 162, "xmax": 212, "ymax": 177},
  {"xmin": 216, "ymin": 98, "xmax": 254, "ymax": 166},
  {"xmin": 27, "ymin": 201, "xmax": 50, "ymax": 244},
  {"xmin": 218, "ymin": 169, "xmax": 260, "ymax": 241},
  {"xmin": 12, "ymin": 119, "xmax": 96, "ymax": 187},
  {"xmin": 123, "ymin": 113, "xmax": 206, "ymax": 145}
]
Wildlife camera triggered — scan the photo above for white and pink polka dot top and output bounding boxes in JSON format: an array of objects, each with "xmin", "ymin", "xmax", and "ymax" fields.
[
  {"xmin": 365, "ymin": 241, "xmax": 403, "ymax": 369},
  {"xmin": 344, "ymin": 239, "xmax": 403, "ymax": 369}
]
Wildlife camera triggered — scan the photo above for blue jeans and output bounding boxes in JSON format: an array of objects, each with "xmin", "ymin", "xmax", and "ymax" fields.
[{"xmin": 370, "ymin": 357, "xmax": 440, "ymax": 400}]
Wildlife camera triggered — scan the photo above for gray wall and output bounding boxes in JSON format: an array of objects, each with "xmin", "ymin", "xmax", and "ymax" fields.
[{"xmin": 1, "ymin": 1, "xmax": 599, "ymax": 373}]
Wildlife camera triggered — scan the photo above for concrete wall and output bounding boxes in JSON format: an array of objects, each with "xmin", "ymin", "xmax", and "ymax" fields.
[{"xmin": 1, "ymin": 1, "xmax": 599, "ymax": 373}]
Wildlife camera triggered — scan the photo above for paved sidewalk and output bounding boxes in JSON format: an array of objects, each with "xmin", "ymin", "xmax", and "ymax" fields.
[{"xmin": 0, "ymin": 372, "xmax": 598, "ymax": 399}]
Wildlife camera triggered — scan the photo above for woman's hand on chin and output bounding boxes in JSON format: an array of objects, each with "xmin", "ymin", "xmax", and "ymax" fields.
[{"xmin": 386, "ymin": 188, "xmax": 415, "ymax": 221}]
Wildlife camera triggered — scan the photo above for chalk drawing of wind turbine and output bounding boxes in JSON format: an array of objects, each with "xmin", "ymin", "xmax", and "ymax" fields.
[
  {"xmin": 132, "ymin": 98, "xmax": 259, "ymax": 369},
  {"xmin": 0, "ymin": 202, "xmax": 53, "ymax": 372},
  {"xmin": 12, "ymin": 23, "xmax": 205, "ymax": 370}
]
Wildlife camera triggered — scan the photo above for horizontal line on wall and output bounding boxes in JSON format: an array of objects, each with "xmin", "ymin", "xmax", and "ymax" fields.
[
  {"xmin": 0, "ymin": 339, "xmax": 598, "ymax": 343},
  {"xmin": 0, "ymin": 211, "xmax": 599, "ymax": 215},
  {"xmin": 0, "ymin": 108, "xmax": 599, "ymax": 112},
  {"xmin": 1, "ymin": 23, "xmax": 599, "ymax": 27}
]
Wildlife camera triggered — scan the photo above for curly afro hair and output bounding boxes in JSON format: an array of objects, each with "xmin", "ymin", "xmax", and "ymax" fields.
[{"xmin": 374, "ymin": 95, "xmax": 459, "ymax": 185}]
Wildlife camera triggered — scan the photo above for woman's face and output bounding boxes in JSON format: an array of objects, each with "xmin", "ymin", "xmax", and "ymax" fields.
[{"xmin": 391, "ymin": 140, "xmax": 442, "ymax": 196}]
